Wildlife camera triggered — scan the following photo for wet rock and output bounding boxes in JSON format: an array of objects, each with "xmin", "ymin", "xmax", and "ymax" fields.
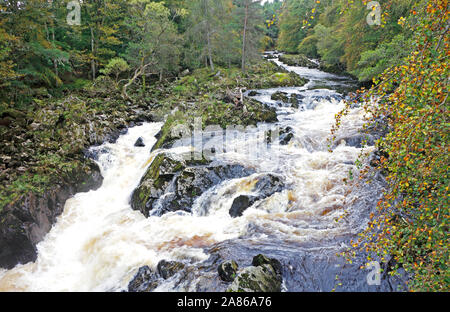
[
  {"xmin": 229, "ymin": 195, "xmax": 259, "ymax": 218},
  {"xmin": 128, "ymin": 266, "xmax": 159, "ymax": 292},
  {"xmin": 134, "ymin": 137, "xmax": 145, "ymax": 147},
  {"xmin": 227, "ymin": 264, "xmax": 282, "ymax": 292},
  {"xmin": 157, "ymin": 260, "xmax": 186, "ymax": 279},
  {"xmin": 218, "ymin": 260, "xmax": 239, "ymax": 282},
  {"xmin": 277, "ymin": 127, "xmax": 295, "ymax": 146},
  {"xmin": 271, "ymin": 91, "xmax": 289, "ymax": 103},
  {"xmin": 229, "ymin": 174, "xmax": 285, "ymax": 218},
  {"xmin": 334, "ymin": 133, "xmax": 375, "ymax": 148},
  {"xmin": 252, "ymin": 254, "xmax": 283, "ymax": 276},
  {"xmin": 84, "ymin": 147, "xmax": 110, "ymax": 161},
  {"xmin": 280, "ymin": 133, "xmax": 294, "ymax": 146},
  {"xmin": 247, "ymin": 91, "xmax": 260, "ymax": 97},
  {"xmin": 131, "ymin": 153, "xmax": 254, "ymax": 217},
  {"xmin": 289, "ymin": 95, "xmax": 299, "ymax": 109}
]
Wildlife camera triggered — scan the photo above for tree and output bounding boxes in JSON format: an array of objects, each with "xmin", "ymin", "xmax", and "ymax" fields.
[
  {"xmin": 99, "ymin": 57, "xmax": 130, "ymax": 86},
  {"xmin": 122, "ymin": 0, "xmax": 185, "ymax": 98},
  {"xmin": 185, "ymin": 0, "xmax": 227, "ymax": 71},
  {"xmin": 234, "ymin": 0, "xmax": 264, "ymax": 72}
]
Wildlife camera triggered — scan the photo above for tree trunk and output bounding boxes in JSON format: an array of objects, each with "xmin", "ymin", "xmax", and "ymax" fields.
[
  {"xmin": 90, "ymin": 27, "xmax": 96, "ymax": 80},
  {"xmin": 206, "ymin": 30, "xmax": 215, "ymax": 72},
  {"xmin": 52, "ymin": 26, "xmax": 58, "ymax": 78},
  {"xmin": 204, "ymin": 0, "xmax": 215, "ymax": 72},
  {"xmin": 241, "ymin": 1, "xmax": 249, "ymax": 72}
]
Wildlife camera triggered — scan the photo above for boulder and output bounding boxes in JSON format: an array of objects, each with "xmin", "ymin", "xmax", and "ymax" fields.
[
  {"xmin": 247, "ymin": 91, "xmax": 260, "ymax": 97},
  {"xmin": 278, "ymin": 127, "xmax": 295, "ymax": 146},
  {"xmin": 229, "ymin": 195, "xmax": 259, "ymax": 218},
  {"xmin": 128, "ymin": 266, "xmax": 159, "ymax": 292},
  {"xmin": 271, "ymin": 91, "xmax": 289, "ymax": 103},
  {"xmin": 218, "ymin": 260, "xmax": 239, "ymax": 282},
  {"xmin": 229, "ymin": 174, "xmax": 285, "ymax": 218},
  {"xmin": 252, "ymin": 254, "xmax": 283, "ymax": 276},
  {"xmin": 157, "ymin": 260, "xmax": 186, "ymax": 280},
  {"xmin": 226, "ymin": 264, "xmax": 282, "ymax": 292},
  {"xmin": 131, "ymin": 153, "xmax": 254, "ymax": 217},
  {"xmin": 134, "ymin": 137, "xmax": 145, "ymax": 147}
]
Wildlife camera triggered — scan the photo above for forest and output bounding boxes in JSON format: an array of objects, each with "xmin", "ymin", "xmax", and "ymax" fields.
[{"xmin": 0, "ymin": 0, "xmax": 448, "ymax": 293}]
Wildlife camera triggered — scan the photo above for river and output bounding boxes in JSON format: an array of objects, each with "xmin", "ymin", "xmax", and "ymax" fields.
[{"xmin": 0, "ymin": 53, "xmax": 400, "ymax": 292}]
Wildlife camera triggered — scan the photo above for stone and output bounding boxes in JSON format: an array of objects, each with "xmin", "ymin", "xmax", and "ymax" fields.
[
  {"xmin": 271, "ymin": 91, "xmax": 289, "ymax": 103},
  {"xmin": 218, "ymin": 260, "xmax": 239, "ymax": 282},
  {"xmin": 252, "ymin": 254, "xmax": 283, "ymax": 276},
  {"xmin": 128, "ymin": 266, "xmax": 159, "ymax": 292},
  {"xmin": 226, "ymin": 264, "xmax": 282, "ymax": 292},
  {"xmin": 157, "ymin": 260, "xmax": 186, "ymax": 280},
  {"xmin": 134, "ymin": 137, "xmax": 145, "ymax": 147},
  {"xmin": 229, "ymin": 174, "xmax": 285, "ymax": 218},
  {"xmin": 229, "ymin": 195, "xmax": 259, "ymax": 218}
]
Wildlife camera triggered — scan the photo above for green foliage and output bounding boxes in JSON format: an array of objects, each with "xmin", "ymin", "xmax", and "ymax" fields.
[
  {"xmin": 297, "ymin": 34, "xmax": 319, "ymax": 58},
  {"xmin": 99, "ymin": 57, "xmax": 130, "ymax": 84},
  {"xmin": 277, "ymin": 0, "xmax": 416, "ymax": 81}
]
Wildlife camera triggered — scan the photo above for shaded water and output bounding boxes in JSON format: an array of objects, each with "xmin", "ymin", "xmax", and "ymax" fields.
[{"xmin": 0, "ymin": 54, "xmax": 399, "ymax": 292}]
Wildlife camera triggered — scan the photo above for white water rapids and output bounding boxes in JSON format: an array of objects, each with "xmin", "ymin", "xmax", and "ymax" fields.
[{"xmin": 0, "ymin": 55, "xmax": 380, "ymax": 292}]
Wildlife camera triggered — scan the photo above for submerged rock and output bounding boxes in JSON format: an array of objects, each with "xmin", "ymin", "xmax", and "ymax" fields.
[
  {"xmin": 218, "ymin": 260, "xmax": 239, "ymax": 282},
  {"xmin": 229, "ymin": 174, "xmax": 285, "ymax": 218}
]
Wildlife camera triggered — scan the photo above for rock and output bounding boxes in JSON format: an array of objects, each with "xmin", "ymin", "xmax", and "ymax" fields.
[
  {"xmin": 247, "ymin": 91, "xmax": 260, "ymax": 97},
  {"xmin": 334, "ymin": 133, "xmax": 375, "ymax": 148},
  {"xmin": 229, "ymin": 195, "xmax": 259, "ymax": 218},
  {"xmin": 229, "ymin": 174, "xmax": 285, "ymax": 218},
  {"xmin": 131, "ymin": 153, "xmax": 254, "ymax": 217},
  {"xmin": 280, "ymin": 133, "xmax": 294, "ymax": 146},
  {"xmin": 218, "ymin": 260, "xmax": 239, "ymax": 282},
  {"xmin": 278, "ymin": 127, "xmax": 295, "ymax": 146},
  {"xmin": 252, "ymin": 254, "xmax": 283, "ymax": 276},
  {"xmin": 157, "ymin": 260, "xmax": 185, "ymax": 279},
  {"xmin": 134, "ymin": 137, "xmax": 145, "ymax": 147},
  {"xmin": 289, "ymin": 95, "xmax": 299, "ymax": 108},
  {"xmin": 226, "ymin": 264, "xmax": 282, "ymax": 292},
  {"xmin": 128, "ymin": 266, "xmax": 159, "ymax": 292},
  {"xmin": 271, "ymin": 91, "xmax": 289, "ymax": 103}
]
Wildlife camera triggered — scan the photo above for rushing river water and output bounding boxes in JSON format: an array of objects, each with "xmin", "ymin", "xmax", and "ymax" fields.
[{"xmin": 0, "ymin": 54, "xmax": 401, "ymax": 292}]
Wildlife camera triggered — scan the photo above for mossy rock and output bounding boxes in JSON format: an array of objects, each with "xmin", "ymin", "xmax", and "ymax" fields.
[{"xmin": 226, "ymin": 264, "xmax": 282, "ymax": 292}]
